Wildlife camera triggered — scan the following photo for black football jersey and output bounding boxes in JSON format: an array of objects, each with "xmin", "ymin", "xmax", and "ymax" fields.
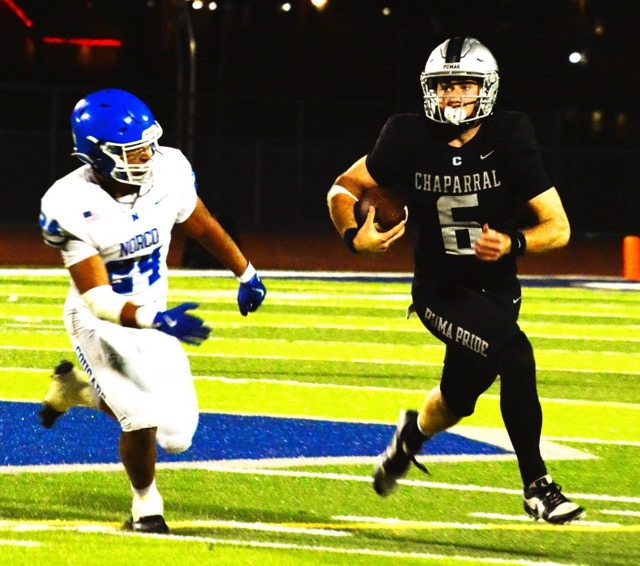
[{"xmin": 366, "ymin": 110, "xmax": 552, "ymax": 283}]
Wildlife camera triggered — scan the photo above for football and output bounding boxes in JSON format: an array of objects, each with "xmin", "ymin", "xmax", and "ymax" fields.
[{"xmin": 353, "ymin": 187, "xmax": 408, "ymax": 231}]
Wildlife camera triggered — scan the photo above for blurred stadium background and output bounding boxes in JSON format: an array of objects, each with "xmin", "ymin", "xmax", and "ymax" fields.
[{"xmin": 0, "ymin": 0, "xmax": 637, "ymax": 273}]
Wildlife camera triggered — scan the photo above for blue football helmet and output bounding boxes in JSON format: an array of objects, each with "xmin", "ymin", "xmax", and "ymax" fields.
[{"xmin": 71, "ymin": 89, "xmax": 163, "ymax": 185}]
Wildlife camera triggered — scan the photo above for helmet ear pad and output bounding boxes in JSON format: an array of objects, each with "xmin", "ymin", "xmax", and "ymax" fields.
[{"xmin": 85, "ymin": 141, "xmax": 117, "ymax": 177}]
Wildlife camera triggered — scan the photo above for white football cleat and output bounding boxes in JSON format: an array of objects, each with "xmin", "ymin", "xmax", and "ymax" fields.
[
  {"xmin": 38, "ymin": 360, "xmax": 98, "ymax": 428},
  {"xmin": 523, "ymin": 475, "xmax": 586, "ymax": 524}
]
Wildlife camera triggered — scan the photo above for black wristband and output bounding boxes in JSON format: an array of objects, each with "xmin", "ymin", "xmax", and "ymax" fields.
[
  {"xmin": 343, "ymin": 227, "xmax": 359, "ymax": 253},
  {"xmin": 509, "ymin": 231, "xmax": 527, "ymax": 256}
]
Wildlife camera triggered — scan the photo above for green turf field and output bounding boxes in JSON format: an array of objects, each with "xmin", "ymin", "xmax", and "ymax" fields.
[{"xmin": 0, "ymin": 269, "xmax": 639, "ymax": 565}]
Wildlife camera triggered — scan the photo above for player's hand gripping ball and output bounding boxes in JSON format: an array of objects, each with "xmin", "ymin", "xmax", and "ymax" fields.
[{"xmin": 353, "ymin": 187, "xmax": 408, "ymax": 231}]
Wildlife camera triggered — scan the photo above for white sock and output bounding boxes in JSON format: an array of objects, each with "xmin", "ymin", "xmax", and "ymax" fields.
[
  {"xmin": 132, "ymin": 479, "xmax": 158, "ymax": 499},
  {"xmin": 131, "ymin": 480, "xmax": 163, "ymax": 521},
  {"xmin": 416, "ymin": 417, "xmax": 432, "ymax": 439}
]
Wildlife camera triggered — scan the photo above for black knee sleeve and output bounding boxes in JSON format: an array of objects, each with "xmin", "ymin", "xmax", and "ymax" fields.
[
  {"xmin": 439, "ymin": 386, "xmax": 475, "ymax": 418},
  {"xmin": 497, "ymin": 331, "xmax": 535, "ymax": 380},
  {"xmin": 440, "ymin": 363, "xmax": 498, "ymax": 418}
]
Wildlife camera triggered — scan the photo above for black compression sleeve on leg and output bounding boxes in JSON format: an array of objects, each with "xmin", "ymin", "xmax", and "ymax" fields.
[{"xmin": 496, "ymin": 331, "xmax": 547, "ymax": 487}]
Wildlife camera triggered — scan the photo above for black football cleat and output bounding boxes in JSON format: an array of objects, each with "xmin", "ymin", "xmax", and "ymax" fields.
[
  {"xmin": 373, "ymin": 409, "xmax": 429, "ymax": 496},
  {"xmin": 38, "ymin": 360, "xmax": 75, "ymax": 428},
  {"xmin": 38, "ymin": 404, "xmax": 66, "ymax": 429},
  {"xmin": 123, "ymin": 515, "xmax": 170, "ymax": 534}
]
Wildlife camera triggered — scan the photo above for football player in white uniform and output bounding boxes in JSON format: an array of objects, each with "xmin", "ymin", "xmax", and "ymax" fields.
[{"xmin": 38, "ymin": 88, "xmax": 267, "ymax": 534}]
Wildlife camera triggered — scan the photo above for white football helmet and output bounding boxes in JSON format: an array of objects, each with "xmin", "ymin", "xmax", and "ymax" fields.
[{"xmin": 420, "ymin": 37, "xmax": 499, "ymax": 125}]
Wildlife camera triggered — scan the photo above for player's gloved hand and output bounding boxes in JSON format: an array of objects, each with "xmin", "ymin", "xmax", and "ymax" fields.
[
  {"xmin": 152, "ymin": 302, "xmax": 211, "ymax": 345},
  {"xmin": 237, "ymin": 263, "xmax": 266, "ymax": 316}
]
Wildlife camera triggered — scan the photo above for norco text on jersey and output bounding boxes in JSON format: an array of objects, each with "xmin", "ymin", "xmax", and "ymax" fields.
[{"xmin": 119, "ymin": 228, "xmax": 160, "ymax": 256}]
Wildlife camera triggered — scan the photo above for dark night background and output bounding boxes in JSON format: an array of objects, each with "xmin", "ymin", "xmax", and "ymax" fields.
[{"xmin": 0, "ymin": 0, "xmax": 638, "ymax": 242}]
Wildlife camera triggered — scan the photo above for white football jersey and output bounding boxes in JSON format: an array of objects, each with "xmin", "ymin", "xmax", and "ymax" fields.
[{"xmin": 40, "ymin": 146, "xmax": 197, "ymax": 310}]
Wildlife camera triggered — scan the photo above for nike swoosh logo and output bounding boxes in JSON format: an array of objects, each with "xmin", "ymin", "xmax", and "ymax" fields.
[
  {"xmin": 162, "ymin": 314, "xmax": 177, "ymax": 327},
  {"xmin": 513, "ymin": 296, "xmax": 522, "ymax": 304},
  {"xmin": 480, "ymin": 151, "xmax": 495, "ymax": 160},
  {"xmin": 254, "ymin": 289, "xmax": 266, "ymax": 298}
]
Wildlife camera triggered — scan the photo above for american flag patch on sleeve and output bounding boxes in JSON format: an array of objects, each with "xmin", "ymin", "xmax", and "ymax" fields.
[{"xmin": 83, "ymin": 210, "xmax": 100, "ymax": 222}]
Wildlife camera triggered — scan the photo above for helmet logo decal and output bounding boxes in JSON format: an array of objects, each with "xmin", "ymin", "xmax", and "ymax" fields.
[{"xmin": 444, "ymin": 36, "xmax": 466, "ymax": 63}]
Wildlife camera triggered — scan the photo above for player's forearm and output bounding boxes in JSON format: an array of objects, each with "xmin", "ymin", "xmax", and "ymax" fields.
[
  {"xmin": 180, "ymin": 198, "xmax": 249, "ymax": 276},
  {"xmin": 328, "ymin": 193, "xmax": 359, "ymax": 235},
  {"xmin": 522, "ymin": 187, "xmax": 571, "ymax": 253},
  {"xmin": 521, "ymin": 217, "xmax": 570, "ymax": 253},
  {"xmin": 80, "ymin": 285, "xmax": 154, "ymax": 328},
  {"xmin": 197, "ymin": 228, "xmax": 249, "ymax": 276}
]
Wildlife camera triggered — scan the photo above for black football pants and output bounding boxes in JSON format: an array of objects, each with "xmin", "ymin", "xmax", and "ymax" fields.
[{"xmin": 411, "ymin": 275, "xmax": 546, "ymax": 486}]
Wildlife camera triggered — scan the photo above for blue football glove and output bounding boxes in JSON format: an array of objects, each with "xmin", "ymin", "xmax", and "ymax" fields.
[
  {"xmin": 237, "ymin": 273, "xmax": 266, "ymax": 316},
  {"xmin": 153, "ymin": 302, "xmax": 211, "ymax": 345}
]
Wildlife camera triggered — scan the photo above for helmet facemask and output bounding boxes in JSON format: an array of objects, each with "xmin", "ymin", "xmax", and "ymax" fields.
[{"xmin": 86, "ymin": 123, "xmax": 163, "ymax": 186}]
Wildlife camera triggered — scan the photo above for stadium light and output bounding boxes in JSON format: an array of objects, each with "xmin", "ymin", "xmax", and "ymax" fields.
[{"xmin": 569, "ymin": 51, "xmax": 587, "ymax": 64}]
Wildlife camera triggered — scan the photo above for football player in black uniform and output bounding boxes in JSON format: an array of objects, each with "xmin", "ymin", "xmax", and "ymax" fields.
[{"xmin": 326, "ymin": 36, "xmax": 585, "ymax": 524}]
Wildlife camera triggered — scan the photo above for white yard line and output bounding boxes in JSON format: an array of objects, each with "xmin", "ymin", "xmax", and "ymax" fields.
[
  {"xmin": 3, "ymin": 464, "xmax": 637, "ymax": 506},
  {"xmin": 3, "ymin": 368, "xmax": 640, "ymax": 410},
  {"xmin": 1, "ymin": 344, "xmax": 639, "ymax": 376},
  {"xmin": 189, "ymin": 375, "xmax": 640, "ymax": 410},
  {"xmin": 0, "ymin": 520, "xmax": 596, "ymax": 565},
  {"xmin": 2, "ymin": 516, "xmax": 637, "ymax": 562},
  {"xmin": 0, "ymin": 538, "xmax": 41, "ymax": 546}
]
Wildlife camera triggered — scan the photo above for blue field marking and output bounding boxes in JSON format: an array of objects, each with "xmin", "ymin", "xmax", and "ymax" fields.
[{"xmin": 0, "ymin": 401, "xmax": 510, "ymax": 468}]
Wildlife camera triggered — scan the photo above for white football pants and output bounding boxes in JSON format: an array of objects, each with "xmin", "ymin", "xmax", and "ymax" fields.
[{"xmin": 64, "ymin": 304, "xmax": 199, "ymax": 454}]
